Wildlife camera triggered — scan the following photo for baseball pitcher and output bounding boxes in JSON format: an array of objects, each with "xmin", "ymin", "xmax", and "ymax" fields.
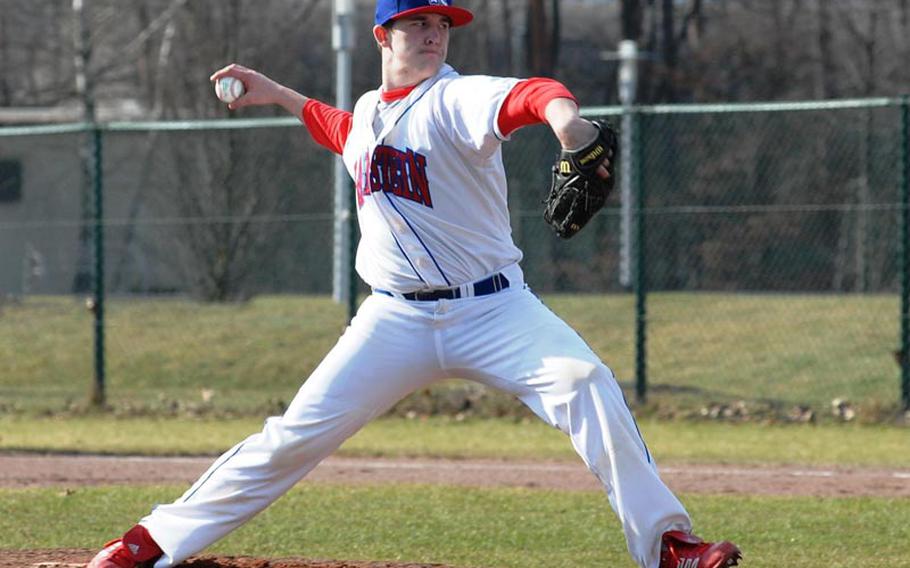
[{"xmin": 88, "ymin": 2, "xmax": 741, "ymax": 567}]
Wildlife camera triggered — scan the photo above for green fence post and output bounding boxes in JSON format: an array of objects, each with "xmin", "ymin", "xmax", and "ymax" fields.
[
  {"xmin": 634, "ymin": 110, "xmax": 648, "ymax": 404},
  {"xmin": 90, "ymin": 127, "xmax": 106, "ymax": 406},
  {"xmin": 901, "ymin": 96, "xmax": 910, "ymax": 412}
]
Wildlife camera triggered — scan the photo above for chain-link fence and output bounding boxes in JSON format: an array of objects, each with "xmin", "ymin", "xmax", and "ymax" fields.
[
  {"xmin": 622, "ymin": 100, "xmax": 908, "ymax": 419},
  {"xmin": 1, "ymin": 98, "xmax": 907, "ymax": 418}
]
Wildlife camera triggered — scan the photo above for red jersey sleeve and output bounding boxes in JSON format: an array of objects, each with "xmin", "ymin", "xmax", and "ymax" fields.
[
  {"xmin": 497, "ymin": 78, "xmax": 578, "ymax": 138},
  {"xmin": 301, "ymin": 99, "xmax": 353, "ymax": 155}
]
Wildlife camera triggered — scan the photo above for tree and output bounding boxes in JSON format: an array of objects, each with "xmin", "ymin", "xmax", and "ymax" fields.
[
  {"xmin": 525, "ymin": 0, "xmax": 560, "ymax": 76},
  {"xmin": 71, "ymin": 0, "xmax": 96, "ymax": 294},
  {"xmin": 140, "ymin": 0, "xmax": 328, "ymax": 301},
  {"xmin": 622, "ymin": 0, "xmax": 643, "ymax": 41}
]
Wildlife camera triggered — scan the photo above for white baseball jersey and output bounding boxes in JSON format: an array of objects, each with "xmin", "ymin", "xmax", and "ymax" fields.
[{"xmin": 342, "ymin": 64, "xmax": 522, "ymax": 292}]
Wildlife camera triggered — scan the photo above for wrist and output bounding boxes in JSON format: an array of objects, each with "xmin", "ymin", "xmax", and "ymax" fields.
[
  {"xmin": 276, "ymin": 85, "xmax": 308, "ymax": 117},
  {"xmin": 545, "ymin": 99, "xmax": 596, "ymax": 150}
]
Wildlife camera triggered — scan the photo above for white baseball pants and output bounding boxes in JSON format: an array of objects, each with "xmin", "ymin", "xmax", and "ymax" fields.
[{"xmin": 143, "ymin": 282, "xmax": 690, "ymax": 568}]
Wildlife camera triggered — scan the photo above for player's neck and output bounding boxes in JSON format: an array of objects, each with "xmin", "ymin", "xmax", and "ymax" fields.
[{"xmin": 381, "ymin": 64, "xmax": 438, "ymax": 92}]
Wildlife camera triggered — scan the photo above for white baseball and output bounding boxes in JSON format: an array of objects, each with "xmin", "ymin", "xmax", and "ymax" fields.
[{"xmin": 216, "ymin": 76, "xmax": 245, "ymax": 104}]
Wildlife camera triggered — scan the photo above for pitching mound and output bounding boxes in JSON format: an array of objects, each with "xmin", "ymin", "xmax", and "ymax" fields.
[{"xmin": 0, "ymin": 550, "xmax": 457, "ymax": 568}]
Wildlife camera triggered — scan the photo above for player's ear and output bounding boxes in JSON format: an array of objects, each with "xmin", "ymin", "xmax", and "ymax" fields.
[{"xmin": 373, "ymin": 24, "xmax": 390, "ymax": 48}]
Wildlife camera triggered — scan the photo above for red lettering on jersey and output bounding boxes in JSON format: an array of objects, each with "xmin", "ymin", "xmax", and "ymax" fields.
[
  {"xmin": 377, "ymin": 147, "xmax": 393, "ymax": 195},
  {"xmin": 363, "ymin": 144, "xmax": 434, "ymax": 208},
  {"xmin": 389, "ymin": 153, "xmax": 405, "ymax": 197},
  {"xmin": 408, "ymin": 150, "xmax": 432, "ymax": 207},
  {"xmin": 369, "ymin": 147, "xmax": 384, "ymax": 193}
]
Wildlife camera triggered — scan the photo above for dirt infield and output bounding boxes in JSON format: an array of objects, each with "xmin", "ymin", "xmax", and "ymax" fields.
[
  {"xmin": 2, "ymin": 454, "xmax": 909, "ymax": 497},
  {"xmin": 3, "ymin": 454, "xmax": 908, "ymax": 567}
]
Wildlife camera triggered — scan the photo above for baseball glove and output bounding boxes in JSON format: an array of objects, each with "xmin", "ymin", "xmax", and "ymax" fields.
[{"xmin": 543, "ymin": 120, "xmax": 618, "ymax": 239}]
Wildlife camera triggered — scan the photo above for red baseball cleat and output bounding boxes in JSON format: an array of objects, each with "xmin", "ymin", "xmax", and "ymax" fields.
[
  {"xmin": 659, "ymin": 530, "xmax": 742, "ymax": 568},
  {"xmin": 87, "ymin": 525, "xmax": 162, "ymax": 568}
]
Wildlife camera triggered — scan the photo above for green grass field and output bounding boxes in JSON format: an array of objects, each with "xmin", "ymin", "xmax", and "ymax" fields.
[
  {"xmin": 1, "ymin": 292, "xmax": 907, "ymax": 567},
  {"xmin": 2, "ymin": 415, "xmax": 909, "ymax": 467},
  {"xmin": 0, "ymin": 293, "xmax": 902, "ymax": 419},
  {"xmin": 1, "ymin": 485, "xmax": 907, "ymax": 567},
  {"xmin": 0, "ymin": 415, "xmax": 905, "ymax": 567}
]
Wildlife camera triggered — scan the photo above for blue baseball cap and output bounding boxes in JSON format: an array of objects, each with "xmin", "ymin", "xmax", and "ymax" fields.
[{"xmin": 375, "ymin": 0, "xmax": 474, "ymax": 28}]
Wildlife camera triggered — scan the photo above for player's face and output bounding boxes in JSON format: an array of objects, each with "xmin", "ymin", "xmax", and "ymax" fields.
[{"xmin": 387, "ymin": 14, "xmax": 451, "ymax": 78}]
